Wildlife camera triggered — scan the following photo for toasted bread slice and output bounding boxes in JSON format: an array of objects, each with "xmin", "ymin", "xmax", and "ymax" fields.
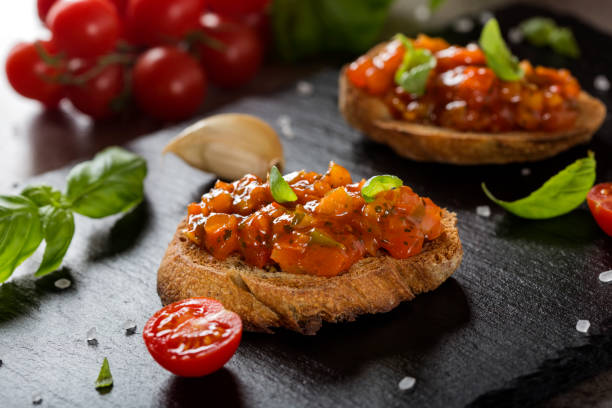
[
  {"xmin": 157, "ymin": 210, "xmax": 462, "ymax": 335},
  {"xmin": 338, "ymin": 44, "xmax": 606, "ymax": 164}
]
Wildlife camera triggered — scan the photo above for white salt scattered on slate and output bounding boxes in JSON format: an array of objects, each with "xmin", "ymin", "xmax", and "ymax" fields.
[
  {"xmin": 479, "ymin": 11, "xmax": 494, "ymax": 25},
  {"xmin": 277, "ymin": 115, "xmax": 295, "ymax": 139},
  {"xmin": 398, "ymin": 376, "xmax": 416, "ymax": 391},
  {"xmin": 476, "ymin": 205, "xmax": 491, "ymax": 218},
  {"xmin": 576, "ymin": 320, "xmax": 590, "ymax": 334},
  {"xmin": 413, "ymin": 5, "xmax": 431, "ymax": 22},
  {"xmin": 123, "ymin": 320, "xmax": 137, "ymax": 335},
  {"xmin": 521, "ymin": 168, "xmax": 531, "ymax": 176},
  {"xmin": 453, "ymin": 18, "xmax": 474, "ymax": 33},
  {"xmin": 54, "ymin": 278, "xmax": 71, "ymax": 290},
  {"xmin": 594, "ymin": 75, "xmax": 610, "ymax": 92},
  {"xmin": 508, "ymin": 27, "xmax": 523, "ymax": 44},
  {"xmin": 87, "ymin": 328, "xmax": 98, "ymax": 346},
  {"xmin": 296, "ymin": 81, "xmax": 314, "ymax": 96},
  {"xmin": 32, "ymin": 394, "xmax": 43, "ymax": 405},
  {"xmin": 599, "ymin": 270, "xmax": 612, "ymax": 283}
]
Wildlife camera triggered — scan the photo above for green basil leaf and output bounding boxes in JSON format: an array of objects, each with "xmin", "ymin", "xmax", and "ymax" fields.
[
  {"xmin": 361, "ymin": 175, "xmax": 403, "ymax": 203},
  {"xmin": 479, "ymin": 18, "xmax": 524, "ymax": 81},
  {"xmin": 269, "ymin": 166, "xmax": 297, "ymax": 203},
  {"xmin": 95, "ymin": 357, "xmax": 113, "ymax": 390},
  {"xmin": 429, "ymin": 0, "xmax": 446, "ymax": 11},
  {"xmin": 549, "ymin": 27, "xmax": 580, "ymax": 58},
  {"xmin": 482, "ymin": 152, "xmax": 596, "ymax": 219},
  {"xmin": 309, "ymin": 229, "xmax": 346, "ymax": 249},
  {"xmin": 394, "ymin": 34, "xmax": 437, "ymax": 96},
  {"xmin": 66, "ymin": 147, "xmax": 147, "ymax": 218},
  {"xmin": 519, "ymin": 17, "xmax": 556, "ymax": 47},
  {"xmin": 35, "ymin": 206, "xmax": 75, "ymax": 277},
  {"xmin": 21, "ymin": 185, "xmax": 64, "ymax": 208},
  {"xmin": 0, "ymin": 195, "xmax": 43, "ymax": 283},
  {"xmin": 271, "ymin": 0, "xmax": 394, "ymax": 61}
]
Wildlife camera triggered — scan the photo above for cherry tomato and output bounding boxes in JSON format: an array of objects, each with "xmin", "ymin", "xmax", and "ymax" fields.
[
  {"xmin": 125, "ymin": 0, "xmax": 205, "ymax": 46},
  {"xmin": 65, "ymin": 60, "xmax": 124, "ymax": 119},
  {"xmin": 47, "ymin": 0, "xmax": 120, "ymax": 58},
  {"xmin": 109, "ymin": 0, "xmax": 128, "ymax": 15},
  {"xmin": 143, "ymin": 297, "xmax": 242, "ymax": 377},
  {"xmin": 206, "ymin": 0, "xmax": 270, "ymax": 16},
  {"xmin": 5, "ymin": 41, "xmax": 64, "ymax": 107},
  {"xmin": 197, "ymin": 13, "xmax": 263, "ymax": 88},
  {"xmin": 587, "ymin": 183, "xmax": 612, "ymax": 236},
  {"xmin": 132, "ymin": 46, "xmax": 206, "ymax": 121},
  {"xmin": 37, "ymin": 0, "xmax": 59, "ymax": 23}
]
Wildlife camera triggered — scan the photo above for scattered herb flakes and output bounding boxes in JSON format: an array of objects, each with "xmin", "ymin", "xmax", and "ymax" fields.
[{"xmin": 95, "ymin": 358, "xmax": 113, "ymax": 390}]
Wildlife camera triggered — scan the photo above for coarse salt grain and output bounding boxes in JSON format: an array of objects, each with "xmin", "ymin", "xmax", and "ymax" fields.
[
  {"xmin": 87, "ymin": 328, "xmax": 98, "ymax": 346},
  {"xmin": 479, "ymin": 11, "xmax": 494, "ymax": 25},
  {"xmin": 413, "ymin": 5, "xmax": 431, "ymax": 22},
  {"xmin": 32, "ymin": 394, "xmax": 43, "ymax": 405},
  {"xmin": 594, "ymin": 75, "xmax": 610, "ymax": 92},
  {"xmin": 521, "ymin": 168, "xmax": 531, "ymax": 176},
  {"xmin": 508, "ymin": 27, "xmax": 523, "ymax": 44},
  {"xmin": 398, "ymin": 376, "xmax": 416, "ymax": 391},
  {"xmin": 277, "ymin": 115, "xmax": 295, "ymax": 139},
  {"xmin": 476, "ymin": 205, "xmax": 491, "ymax": 217},
  {"xmin": 296, "ymin": 81, "xmax": 314, "ymax": 96},
  {"xmin": 453, "ymin": 18, "xmax": 474, "ymax": 33},
  {"xmin": 576, "ymin": 319, "xmax": 590, "ymax": 333},
  {"xmin": 599, "ymin": 270, "xmax": 612, "ymax": 283},
  {"xmin": 54, "ymin": 278, "xmax": 71, "ymax": 290}
]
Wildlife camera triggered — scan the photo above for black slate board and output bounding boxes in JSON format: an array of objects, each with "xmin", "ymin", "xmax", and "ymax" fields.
[{"xmin": 1, "ymin": 4, "xmax": 611, "ymax": 408}]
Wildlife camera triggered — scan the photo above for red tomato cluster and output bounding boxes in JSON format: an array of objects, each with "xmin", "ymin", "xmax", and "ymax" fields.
[{"xmin": 6, "ymin": 0, "xmax": 269, "ymax": 121}]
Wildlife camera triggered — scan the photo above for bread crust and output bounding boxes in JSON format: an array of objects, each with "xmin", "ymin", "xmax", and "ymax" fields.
[
  {"xmin": 157, "ymin": 210, "xmax": 462, "ymax": 335},
  {"xmin": 338, "ymin": 43, "xmax": 606, "ymax": 164}
]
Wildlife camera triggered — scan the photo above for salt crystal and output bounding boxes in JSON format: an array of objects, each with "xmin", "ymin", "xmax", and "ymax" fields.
[
  {"xmin": 521, "ymin": 168, "xmax": 531, "ymax": 176},
  {"xmin": 479, "ymin": 11, "xmax": 494, "ymax": 25},
  {"xmin": 453, "ymin": 18, "xmax": 474, "ymax": 33},
  {"xmin": 476, "ymin": 205, "xmax": 491, "ymax": 218},
  {"xmin": 87, "ymin": 328, "xmax": 98, "ymax": 346},
  {"xmin": 54, "ymin": 278, "xmax": 71, "ymax": 290},
  {"xmin": 32, "ymin": 394, "xmax": 43, "ymax": 405},
  {"xmin": 296, "ymin": 81, "xmax": 314, "ymax": 96},
  {"xmin": 413, "ymin": 5, "xmax": 431, "ymax": 22},
  {"xmin": 594, "ymin": 75, "xmax": 610, "ymax": 92},
  {"xmin": 277, "ymin": 115, "xmax": 295, "ymax": 139},
  {"xmin": 599, "ymin": 270, "xmax": 612, "ymax": 283},
  {"xmin": 123, "ymin": 320, "xmax": 137, "ymax": 336},
  {"xmin": 398, "ymin": 376, "xmax": 416, "ymax": 391},
  {"xmin": 576, "ymin": 319, "xmax": 590, "ymax": 334},
  {"xmin": 508, "ymin": 27, "xmax": 523, "ymax": 44}
]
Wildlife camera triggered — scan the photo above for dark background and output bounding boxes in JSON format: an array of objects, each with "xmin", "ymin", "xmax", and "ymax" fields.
[{"xmin": 0, "ymin": 3, "xmax": 611, "ymax": 407}]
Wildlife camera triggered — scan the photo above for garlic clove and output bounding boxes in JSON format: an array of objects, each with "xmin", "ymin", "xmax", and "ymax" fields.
[{"xmin": 163, "ymin": 113, "xmax": 284, "ymax": 181}]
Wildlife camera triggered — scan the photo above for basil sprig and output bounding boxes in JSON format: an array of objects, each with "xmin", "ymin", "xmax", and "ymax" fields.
[
  {"xmin": 95, "ymin": 357, "xmax": 113, "ymax": 390},
  {"xmin": 479, "ymin": 18, "xmax": 524, "ymax": 81},
  {"xmin": 520, "ymin": 17, "xmax": 580, "ymax": 58},
  {"xmin": 482, "ymin": 152, "xmax": 596, "ymax": 219},
  {"xmin": 0, "ymin": 147, "xmax": 147, "ymax": 283},
  {"xmin": 361, "ymin": 175, "xmax": 403, "ymax": 203},
  {"xmin": 394, "ymin": 34, "xmax": 437, "ymax": 96},
  {"xmin": 269, "ymin": 166, "xmax": 297, "ymax": 204}
]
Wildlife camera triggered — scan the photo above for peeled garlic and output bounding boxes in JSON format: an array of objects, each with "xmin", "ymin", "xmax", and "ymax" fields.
[{"xmin": 163, "ymin": 114, "xmax": 284, "ymax": 181}]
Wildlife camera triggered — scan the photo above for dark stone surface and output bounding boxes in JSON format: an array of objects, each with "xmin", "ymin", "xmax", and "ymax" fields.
[{"xmin": 0, "ymin": 4, "xmax": 611, "ymax": 407}]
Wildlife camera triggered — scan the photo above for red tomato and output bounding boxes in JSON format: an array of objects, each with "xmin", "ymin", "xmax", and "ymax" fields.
[
  {"xmin": 132, "ymin": 46, "xmax": 206, "ymax": 121},
  {"xmin": 197, "ymin": 13, "xmax": 263, "ymax": 88},
  {"xmin": 109, "ymin": 0, "xmax": 127, "ymax": 15},
  {"xmin": 125, "ymin": 0, "xmax": 205, "ymax": 46},
  {"xmin": 65, "ymin": 60, "xmax": 124, "ymax": 119},
  {"xmin": 143, "ymin": 297, "xmax": 242, "ymax": 377},
  {"xmin": 5, "ymin": 41, "xmax": 64, "ymax": 107},
  {"xmin": 47, "ymin": 0, "xmax": 120, "ymax": 58},
  {"xmin": 207, "ymin": 0, "xmax": 270, "ymax": 16},
  {"xmin": 587, "ymin": 183, "xmax": 612, "ymax": 236},
  {"xmin": 37, "ymin": 0, "xmax": 59, "ymax": 22}
]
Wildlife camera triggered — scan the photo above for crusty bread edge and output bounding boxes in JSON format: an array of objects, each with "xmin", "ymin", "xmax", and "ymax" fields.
[
  {"xmin": 157, "ymin": 210, "xmax": 462, "ymax": 335},
  {"xmin": 338, "ymin": 43, "xmax": 606, "ymax": 164}
]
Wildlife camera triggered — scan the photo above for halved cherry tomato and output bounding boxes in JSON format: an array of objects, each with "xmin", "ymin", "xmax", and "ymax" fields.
[
  {"xmin": 143, "ymin": 297, "xmax": 242, "ymax": 377},
  {"xmin": 587, "ymin": 183, "xmax": 612, "ymax": 236}
]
